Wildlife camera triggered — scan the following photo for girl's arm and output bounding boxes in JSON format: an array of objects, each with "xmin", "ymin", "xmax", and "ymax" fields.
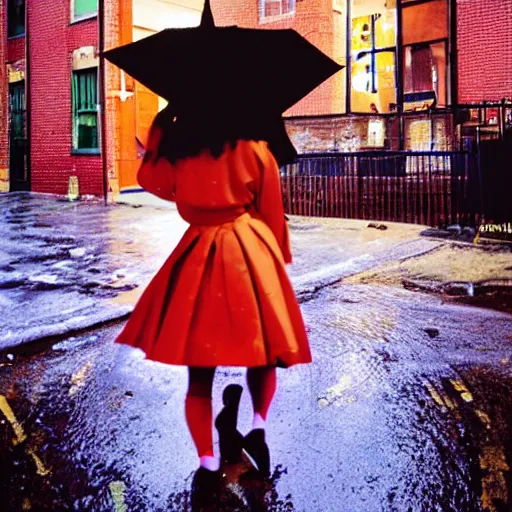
[
  {"xmin": 137, "ymin": 124, "xmax": 176, "ymax": 202},
  {"xmin": 254, "ymin": 141, "xmax": 292, "ymax": 264}
]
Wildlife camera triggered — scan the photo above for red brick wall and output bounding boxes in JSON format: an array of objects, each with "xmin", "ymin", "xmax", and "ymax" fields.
[
  {"xmin": 28, "ymin": 0, "xmax": 102, "ymax": 196},
  {"xmin": 211, "ymin": 0, "xmax": 344, "ymax": 116},
  {"xmin": 457, "ymin": 0, "xmax": 512, "ymax": 102},
  {"xmin": 7, "ymin": 36, "xmax": 25, "ymax": 62},
  {"xmin": 285, "ymin": 112, "xmax": 454, "ymax": 153}
]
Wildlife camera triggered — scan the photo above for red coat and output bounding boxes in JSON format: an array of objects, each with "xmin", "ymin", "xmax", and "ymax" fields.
[{"xmin": 116, "ymin": 125, "xmax": 311, "ymax": 368}]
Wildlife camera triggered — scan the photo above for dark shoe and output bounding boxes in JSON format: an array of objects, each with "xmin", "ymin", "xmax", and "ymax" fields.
[
  {"xmin": 190, "ymin": 467, "xmax": 221, "ymax": 510},
  {"xmin": 243, "ymin": 429, "xmax": 270, "ymax": 478},
  {"xmin": 215, "ymin": 384, "xmax": 244, "ymax": 463}
]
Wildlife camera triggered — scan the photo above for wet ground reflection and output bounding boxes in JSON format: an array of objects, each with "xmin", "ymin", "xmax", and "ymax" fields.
[{"xmin": 0, "ymin": 282, "xmax": 511, "ymax": 510}]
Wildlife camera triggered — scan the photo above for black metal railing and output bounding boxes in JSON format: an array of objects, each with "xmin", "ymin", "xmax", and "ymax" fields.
[{"xmin": 281, "ymin": 150, "xmax": 482, "ymax": 228}]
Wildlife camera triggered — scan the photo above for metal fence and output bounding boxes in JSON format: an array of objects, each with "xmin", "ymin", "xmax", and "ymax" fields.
[{"xmin": 281, "ymin": 151, "xmax": 482, "ymax": 228}]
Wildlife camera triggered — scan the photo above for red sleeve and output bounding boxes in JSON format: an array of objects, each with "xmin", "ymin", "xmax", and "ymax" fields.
[
  {"xmin": 254, "ymin": 141, "xmax": 292, "ymax": 264},
  {"xmin": 137, "ymin": 123, "xmax": 176, "ymax": 202}
]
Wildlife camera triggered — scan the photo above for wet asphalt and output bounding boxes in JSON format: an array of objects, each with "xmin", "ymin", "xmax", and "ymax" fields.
[
  {"xmin": 1, "ymin": 282, "xmax": 511, "ymax": 511},
  {"xmin": 1, "ymin": 192, "xmax": 440, "ymax": 349}
]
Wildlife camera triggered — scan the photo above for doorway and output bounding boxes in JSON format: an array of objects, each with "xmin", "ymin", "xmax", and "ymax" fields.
[{"xmin": 8, "ymin": 80, "xmax": 29, "ymax": 191}]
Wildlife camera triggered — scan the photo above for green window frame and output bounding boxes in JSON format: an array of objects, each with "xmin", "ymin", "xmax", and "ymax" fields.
[
  {"xmin": 9, "ymin": 81, "xmax": 26, "ymax": 140},
  {"xmin": 7, "ymin": 0, "xmax": 25, "ymax": 38},
  {"xmin": 72, "ymin": 0, "xmax": 98, "ymax": 22},
  {"xmin": 72, "ymin": 68, "xmax": 99, "ymax": 153}
]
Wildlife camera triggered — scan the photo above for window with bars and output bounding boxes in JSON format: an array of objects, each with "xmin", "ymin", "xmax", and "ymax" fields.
[
  {"xmin": 72, "ymin": 69, "xmax": 99, "ymax": 152},
  {"xmin": 7, "ymin": 0, "xmax": 25, "ymax": 38},
  {"xmin": 259, "ymin": 0, "xmax": 296, "ymax": 20},
  {"xmin": 9, "ymin": 81, "xmax": 26, "ymax": 140},
  {"xmin": 72, "ymin": 0, "xmax": 98, "ymax": 21}
]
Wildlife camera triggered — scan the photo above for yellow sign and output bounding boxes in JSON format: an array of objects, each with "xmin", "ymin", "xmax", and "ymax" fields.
[
  {"xmin": 7, "ymin": 60, "xmax": 25, "ymax": 83},
  {"xmin": 68, "ymin": 176, "xmax": 80, "ymax": 201}
]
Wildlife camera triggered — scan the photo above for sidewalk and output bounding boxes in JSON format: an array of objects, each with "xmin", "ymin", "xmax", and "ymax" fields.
[
  {"xmin": 346, "ymin": 236, "xmax": 512, "ymax": 312},
  {"xmin": 2, "ymin": 191, "xmax": 507, "ymax": 351}
]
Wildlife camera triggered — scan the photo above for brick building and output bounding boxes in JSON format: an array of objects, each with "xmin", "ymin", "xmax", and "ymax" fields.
[
  {"xmin": 1, "ymin": 0, "xmax": 103, "ymax": 194},
  {"xmin": 213, "ymin": 0, "xmax": 511, "ymax": 153},
  {"xmin": 1, "ymin": 0, "xmax": 511, "ymax": 197},
  {"xmin": 212, "ymin": 0, "xmax": 346, "ymax": 117},
  {"xmin": 0, "ymin": 0, "xmax": 201, "ymax": 196}
]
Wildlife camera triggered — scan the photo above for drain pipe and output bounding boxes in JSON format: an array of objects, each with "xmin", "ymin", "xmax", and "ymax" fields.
[{"xmin": 98, "ymin": 0, "xmax": 108, "ymax": 204}]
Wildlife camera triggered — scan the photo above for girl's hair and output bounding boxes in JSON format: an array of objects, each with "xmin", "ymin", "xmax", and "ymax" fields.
[{"xmin": 153, "ymin": 106, "xmax": 297, "ymax": 167}]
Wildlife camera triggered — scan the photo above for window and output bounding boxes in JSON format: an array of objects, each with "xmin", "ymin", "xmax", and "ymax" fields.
[
  {"xmin": 7, "ymin": 0, "xmax": 25, "ymax": 38},
  {"xmin": 402, "ymin": 0, "xmax": 448, "ymax": 46},
  {"xmin": 402, "ymin": 0, "xmax": 449, "ymax": 107},
  {"xmin": 404, "ymin": 42, "xmax": 446, "ymax": 107},
  {"xmin": 259, "ymin": 0, "xmax": 296, "ymax": 20},
  {"xmin": 72, "ymin": 0, "xmax": 98, "ymax": 22},
  {"xmin": 72, "ymin": 69, "xmax": 99, "ymax": 152},
  {"xmin": 351, "ymin": 11, "xmax": 396, "ymax": 113}
]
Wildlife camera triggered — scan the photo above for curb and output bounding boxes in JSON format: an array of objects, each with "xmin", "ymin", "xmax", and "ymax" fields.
[
  {"xmin": 0, "ymin": 306, "xmax": 133, "ymax": 357},
  {"xmin": 402, "ymin": 277, "xmax": 512, "ymax": 298},
  {"xmin": 293, "ymin": 238, "xmax": 443, "ymax": 301}
]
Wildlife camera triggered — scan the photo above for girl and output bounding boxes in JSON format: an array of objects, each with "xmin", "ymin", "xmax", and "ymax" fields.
[{"xmin": 116, "ymin": 105, "xmax": 311, "ymax": 501}]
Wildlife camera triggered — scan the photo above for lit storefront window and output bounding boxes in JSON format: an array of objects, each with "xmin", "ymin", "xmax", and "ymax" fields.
[
  {"xmin": 350, "ymin": 7, "xmax": 396, "ymax": 113},
  {"xmin": 349, "ymin": 0, "xmax": 450, "ymax": 114}
]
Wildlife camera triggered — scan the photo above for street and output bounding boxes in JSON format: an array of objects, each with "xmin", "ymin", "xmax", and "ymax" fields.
[
  {"xmin": 1, "ymin": 193, "xmax": 440, "ymax": 350},
  {"xmin": 2, "ymin": 0, "xmax": 512, "ymax": 508},
  {"xmin": 1, "ymin": 280, "xmax": 511, "ymax": 511}
]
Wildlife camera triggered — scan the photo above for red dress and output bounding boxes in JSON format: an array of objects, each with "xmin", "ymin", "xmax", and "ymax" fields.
[{"xmin": 116, "ymin": 125, "xmax": 311, "ymax": 368}]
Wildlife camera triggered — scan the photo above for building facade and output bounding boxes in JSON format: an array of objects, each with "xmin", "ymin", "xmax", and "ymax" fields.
[
  {"xmin": 1, "ymin": 0, "xmax": 103, "ymax": 194},
  {"xmin": 0, "ymin": 0, "xmax": 201, "ymax": 197},
  {"xmin": 457, "ymin": 0, "xmax": 512, "ymax": 104},
  {"xmin": 212, "ymin": 0, "xmax": 455, "ymax": 152},
  {"xmin": 1, "ymin": 0, "xmax": 511, "ymax": 197}
]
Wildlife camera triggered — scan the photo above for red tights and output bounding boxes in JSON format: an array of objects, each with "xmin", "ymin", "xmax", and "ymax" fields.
[{"xmin": 185, "ymin": 366, "xmax": 277, "ymax": 458}]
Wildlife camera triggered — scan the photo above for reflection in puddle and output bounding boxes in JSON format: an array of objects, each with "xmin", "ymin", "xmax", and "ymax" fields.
[{"xmin": 166, "ymin": 463, "xmax": 295, "ymax": 511}]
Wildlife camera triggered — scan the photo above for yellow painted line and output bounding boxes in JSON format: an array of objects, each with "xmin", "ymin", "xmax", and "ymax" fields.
[
  {"xmin": 460, "ymin": 392, "xmax": 473, "ymax": 403},
  {"xmin": 480, "ymin": 445, "xmax": 510, "ymax": 471},
  {"xmin": 109, "ymin": 481, "xmax": 128, "ymax": 512},
  {"xmin": 0, "ymin": 395, "xmax": 27, "ymax": 445},
  {"xmin": 475, "ymin": 409, "xmax": 492, "ymax": 429},
  {"xmin": 442, "ymin": 395, "xmax": 456, "ymax": 410},
  {"xmin": 424, "ymin": 382, "xmax": 446, "ymax": 408},
  {"xmin": 26, "ymin": 447, "xmax": 51, "ymax": 476},
  {"xmin": 449, "ymin": 379, "xmax": 474, "ymax": 402},
  {"xmin": 0, "ymin": 395, "xmax": 51, "ymax": 476},
  {"xmin": 480, "ymin": 445, "xmax": 510, "ymax": 511}
]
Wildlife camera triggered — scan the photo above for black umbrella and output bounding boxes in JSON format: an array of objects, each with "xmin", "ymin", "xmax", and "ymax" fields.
[{"xmin": 102, "ymin": 0, "xmax": 343, "ymax": 114}]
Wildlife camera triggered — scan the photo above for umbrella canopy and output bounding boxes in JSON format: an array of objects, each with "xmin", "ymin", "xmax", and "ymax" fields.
[{"xmin": 102, "ymin": 0, "xmax": 343, "ymax": 114}]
